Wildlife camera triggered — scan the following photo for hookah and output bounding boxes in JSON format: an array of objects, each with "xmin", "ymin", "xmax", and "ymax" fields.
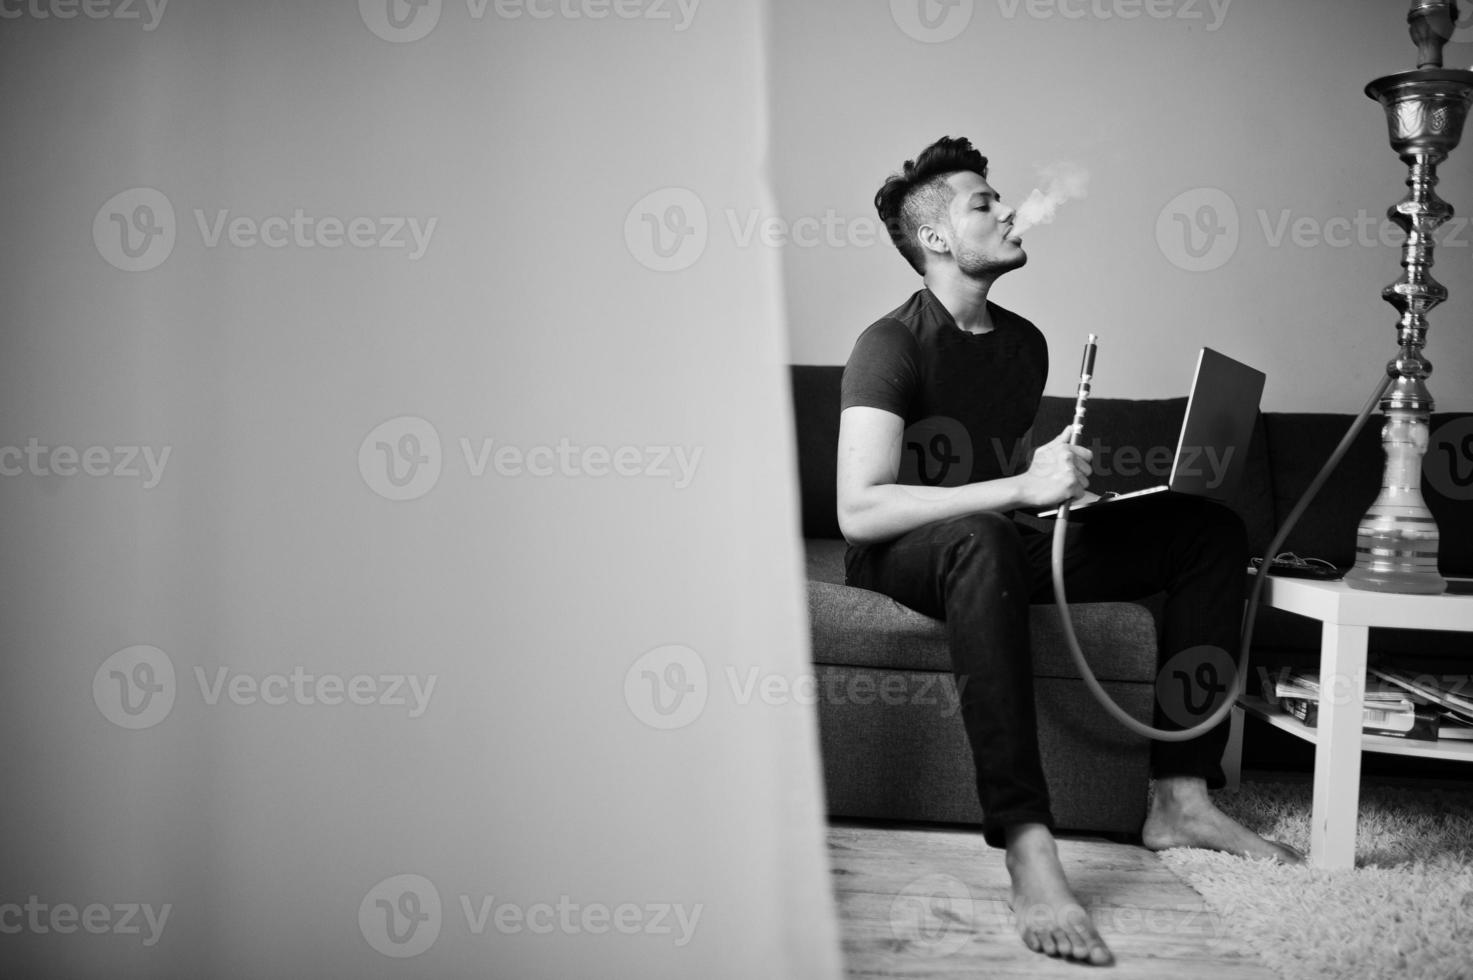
[
  {"xmin": 1345, "ymin": 0, "xmax": 1473, "ymax": 594},
  {"xmin": 1052, "ymin": 0, "xmax": 1473, "ymax": 741}
]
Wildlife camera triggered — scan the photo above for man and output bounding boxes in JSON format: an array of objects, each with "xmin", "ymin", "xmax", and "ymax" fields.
[{"xmin": 838, "ymin": 136, "xmax": 1301, "ymax": 967}]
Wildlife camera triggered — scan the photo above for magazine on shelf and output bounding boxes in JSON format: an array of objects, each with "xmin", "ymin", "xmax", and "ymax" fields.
[
  {"xmin": 1275, "ymin": 696, "xmax": 1425, "ymax": 735},
  {"xmin": 1368, "ymin": 669, "xmax": 1473, "ymax": 725},
  {"xmin": 1270, "ymin": 669, "xmax": 1416, "ymax": 727},
  {"xmin": 1267, "ymin": 666, "xmax": 1473, "ymax": 740},
  {"xmin": 1439, "ymin": 716, "xmax": 1473, "ymax": 740},
  {"xmin": 1272, "ymin": 670, "xmax": 1414, "ymax": 707}
]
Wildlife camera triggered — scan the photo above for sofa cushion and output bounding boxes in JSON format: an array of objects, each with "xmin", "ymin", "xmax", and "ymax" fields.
[
  {"xmin": 813, "ymin": 665, "xmax": 1151, "ymax": 833},
  {"xmin": 791, "ymin": 365, "xmax": 844, "ymax": 540},
  {"xmin": 805, "ymin": 537, "xmax": 849, "ymax": 585},
  {"xmin": 807, "ymin": 541, "xmax": 1159, "ymax": 683},
  {"xmin": 807, "ymin": 580, "xmax": 1159, "ymax": 683},
  {"xmin": 1264, "ymin": 411, "xmax": 1473, "ymax": 576}
]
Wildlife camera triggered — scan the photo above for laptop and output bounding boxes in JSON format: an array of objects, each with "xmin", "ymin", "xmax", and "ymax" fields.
[{"xmin": 1039, "ymin": 347, "xmax": 1266, "ymax": 518}]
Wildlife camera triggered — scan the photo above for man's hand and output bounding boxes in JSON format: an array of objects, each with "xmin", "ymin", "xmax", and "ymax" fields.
[{"xmin": 1019, "ymin": 426, "xmax": 1092, "ymax": 507}]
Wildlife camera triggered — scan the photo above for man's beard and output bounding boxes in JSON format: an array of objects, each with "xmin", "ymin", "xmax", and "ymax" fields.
[{"xmin": 954, "ymin": 242, "xmax": 1027, "ymax": 278}]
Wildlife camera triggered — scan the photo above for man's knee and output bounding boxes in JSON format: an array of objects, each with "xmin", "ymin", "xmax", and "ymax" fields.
[
  {"xmin": 946, "ymin": 510, "xmax": 1021, "ymax": 547},
  {"xmin": 940, "ymin": 512, "xmax": 1026, "ymax": 582},
  {"xmin": 1186, "ymin": 500, "xmax": 1249, "ymax": 565}
]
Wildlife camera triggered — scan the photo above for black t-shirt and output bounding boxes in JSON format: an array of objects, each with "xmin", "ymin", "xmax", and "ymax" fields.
[{"xmin": 841, "ymin": 287, "xmax": 1048, "ymax": 488}]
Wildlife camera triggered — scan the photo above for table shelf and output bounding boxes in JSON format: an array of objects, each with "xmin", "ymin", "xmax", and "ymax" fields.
[
  {"xmin": 1240, "ymin": 694, "xmax": 1473, "ymax": 763},
  {"xmin": 1230, "ymin": 574, "xmax": 1473, "ymax": 868}
]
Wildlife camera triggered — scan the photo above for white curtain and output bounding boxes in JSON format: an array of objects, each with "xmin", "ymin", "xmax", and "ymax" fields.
[{"xmin": 0, "ymin": 2, "xmax": 840, "ymax": 976}]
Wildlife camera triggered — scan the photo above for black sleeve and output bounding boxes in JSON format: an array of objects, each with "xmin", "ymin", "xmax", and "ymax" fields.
[
  {"xmin": 1035, "ymin": 321, "xmax": 1049, "ymax": 387},
  {"xmin": 840, "ymin": 319, "xmax": 919, "ymax": 417}
]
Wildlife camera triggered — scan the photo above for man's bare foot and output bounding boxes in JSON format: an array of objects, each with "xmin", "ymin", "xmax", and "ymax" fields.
[
  {"xmin": 1004, "ymin": 823, "xmax": 1113, "ymax": 966},
  {"xmin": 1141, "ymin": 776, "xmax": 1304, "ymax": 863}
]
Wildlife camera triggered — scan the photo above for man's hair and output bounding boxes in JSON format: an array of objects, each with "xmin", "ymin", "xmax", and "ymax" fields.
[{"xmin": 874, "ymin": 136, "xmax": 989, "ymax": 275}]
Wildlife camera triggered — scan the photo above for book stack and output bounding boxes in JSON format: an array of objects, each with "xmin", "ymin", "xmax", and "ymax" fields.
[
  {"xmin": 1370, "ymin": 668, "xmax": 1473, "ymax": 742},
  {"xmin": 1270, "ymin": 668, "xmax": 1473, "ymax": 742}
]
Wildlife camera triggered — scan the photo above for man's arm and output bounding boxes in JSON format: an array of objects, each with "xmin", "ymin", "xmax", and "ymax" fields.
[{"xmin": 836, "ymin": 406, "xmax": 1092, "ymax": 546}]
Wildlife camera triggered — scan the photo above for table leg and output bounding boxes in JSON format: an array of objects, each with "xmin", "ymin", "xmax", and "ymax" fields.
[
  {"xmin": 1309, "ymin": 623, "xmax": 1369, "ymax": 869},
  {"xmin": 1222, "ymin": 704, "xmax": 1244, "ymax": 791}
]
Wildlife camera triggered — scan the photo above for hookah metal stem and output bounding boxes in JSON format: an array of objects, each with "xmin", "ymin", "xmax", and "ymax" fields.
[
  {"xmin": 1070, "ymin": 333, "xmax": 1097, "ymax": 445},
  {"xmin": 1056, "ymin": 334, "xmax": 1096, "ymax": 519}
]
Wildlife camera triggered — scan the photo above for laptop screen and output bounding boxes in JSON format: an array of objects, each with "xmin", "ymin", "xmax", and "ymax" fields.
[{"xmin": 1168, "ymin": 347, "xmax": 1267, "ymax": 500}]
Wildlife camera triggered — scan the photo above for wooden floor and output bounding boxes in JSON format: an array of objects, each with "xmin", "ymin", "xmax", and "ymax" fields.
[{"xmin": 828, "ymin": 822, "xmax": 1276, "ymax": 979}]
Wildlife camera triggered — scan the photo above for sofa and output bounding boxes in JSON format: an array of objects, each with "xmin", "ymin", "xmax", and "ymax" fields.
[{"xmin": 791, "ymin": 364, "xmax": 1473, "ymax": 837}]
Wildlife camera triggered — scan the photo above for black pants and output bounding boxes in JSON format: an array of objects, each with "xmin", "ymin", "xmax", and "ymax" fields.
[{"xmin": 844, "ymin": 497, "xmax": 1247, "ymax": 848}]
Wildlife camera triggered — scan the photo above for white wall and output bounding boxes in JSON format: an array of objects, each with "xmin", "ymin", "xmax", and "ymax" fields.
[
  {"xmin": 0, "ymin": 2, "xmax": 839, "ymax": 977},
  {"xmin": 773, "ymin": 0, "xmax": 1473, "ymax": 412}
]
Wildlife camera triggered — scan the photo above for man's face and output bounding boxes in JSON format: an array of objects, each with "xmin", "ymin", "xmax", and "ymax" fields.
[{"xmin": 932, "ymin": 171, "xmax": 1026, "ymax": 277}]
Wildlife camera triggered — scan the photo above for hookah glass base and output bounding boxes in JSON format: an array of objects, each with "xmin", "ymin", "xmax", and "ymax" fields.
[{"xmin": 1343, "ymin": 407, "xmax": 1447, "ymax": 594}]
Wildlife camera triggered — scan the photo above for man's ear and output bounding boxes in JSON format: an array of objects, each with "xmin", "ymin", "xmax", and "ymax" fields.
[{"xmin": 915, "ymin": 222, "xmax": 951, "ymax": 259}]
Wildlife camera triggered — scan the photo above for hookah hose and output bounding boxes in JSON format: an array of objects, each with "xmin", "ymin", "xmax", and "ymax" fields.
[{"xmin": 1049, "ymin": 372, "xmax": 1393, "ymax": 742}]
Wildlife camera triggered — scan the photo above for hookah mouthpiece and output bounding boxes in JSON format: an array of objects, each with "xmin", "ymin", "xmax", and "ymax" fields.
[
  {"xmin": 1071, "ymin": 334, "xmax": 1097, "ymax": 444},
  {"xmin": 1078, "ymin": 333, "xmax": 1098, "ymax": 379}
]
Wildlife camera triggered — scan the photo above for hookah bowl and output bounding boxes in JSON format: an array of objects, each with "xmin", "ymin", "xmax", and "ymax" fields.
[{"xmin": 1345, "ymin": 0, "xmax": 1473, "ymax": 594}]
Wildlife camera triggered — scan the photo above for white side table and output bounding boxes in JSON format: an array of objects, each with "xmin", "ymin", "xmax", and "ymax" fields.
[{"xmin": 1227, "ymin": 574, "xmax": 1473, "ymax": 869}]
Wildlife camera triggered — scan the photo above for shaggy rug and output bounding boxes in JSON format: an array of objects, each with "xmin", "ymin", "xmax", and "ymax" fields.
[{"xmin": 1158, "ymin": 779, "xmax": 1473, "ymax": 980}]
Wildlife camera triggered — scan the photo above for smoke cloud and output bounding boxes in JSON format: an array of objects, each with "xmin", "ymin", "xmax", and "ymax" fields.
[{"xmin": 1010, "ymin": 162, "xmax": 1090, "ymax": 237}]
